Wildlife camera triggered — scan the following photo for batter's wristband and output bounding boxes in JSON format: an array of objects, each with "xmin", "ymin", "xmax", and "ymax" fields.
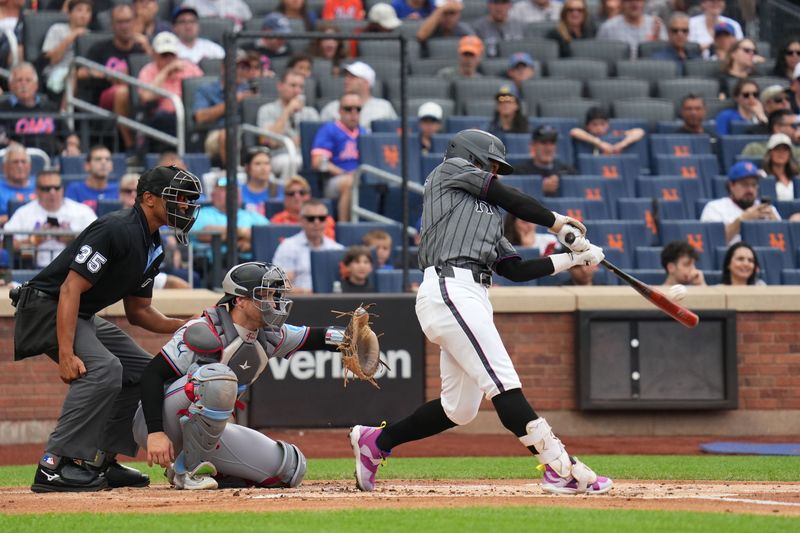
[{"xmin": 550, "ymin": 253, "xmax": 574, "ymax": 275}]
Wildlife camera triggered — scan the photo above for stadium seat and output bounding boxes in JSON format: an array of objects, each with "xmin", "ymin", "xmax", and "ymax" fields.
[
  {"xmin": 559, "ymin": 176, "xmax": 626, "ymax": 217},
  {"xmin": 569, "ymin": 39, "xmax": 631, "ymax": 66},
  {"xmin": 421, "ymin": 153, "xmax": 443, "ymax": 177},
  {"xmin": 652, "ymin": 154, "xmax": 719, "ymax": 183},
  {"xmin": 781, "ymin": 269, "xmax": 800, "ymax": 284},
  {"xmin": 523, "ymin": 22, "xmax": 559, "ymax": 40},
  {"xmin": 144, "ymin": 153, "xmax": 212, "ymax": 178},
  {"xmin": 370, "ymin": 119, "xmax": 402, "ymax": 133},
  {"xmin": 585, "ymin": 220, "xmax": 652, "ymax": 268},
  {"xmin": 656, "ymin": 120, "xmax": 715, "ymax": 134},
  {"xmin": 684, "ymin": 59, "xmax": 722, "ymax": 78},
  {"xmin": 464, "ymin": 100, "xmax": 498, "ymax": 117},
  {"xmin": 617, "ymin": 198, "xmax": 659, "ymax": 245},
  {"xmin": 502, "ymin": 133, "xmax": 533, "ymax": 155},
  {"xmin": 577, "ymin": 154, "xmax": 640, "ymax": 195},
  {"xmin": 540, "ymin": 98, "xmax": 602, "ymax": 120},
  {"xmin": 60, "ymin": 153, "xmax": 127, "ymax": 180},
  {"xmin": 446, "ymin": 115, "xmax": 490, "ymax": 133},
  {"xmin": 22, "ymin": 9, "xmax": 67, "ymax": 63},
  {"xmin": 198, "ymin": 17, "xmax": 233, "ymax": 44},
  {"xmin": 310, "ymin": 249, "xmax": 348, "ymax": 294},
  {"xmin": 248, "ymin": 0, "xmax": 280, "ymax": 16},
  {"xmin": 521, "ymin": 79, "xmax": 583, "ymax": 112},
  {"xmin": 498, "ymin": 39, "xmax": 560, "ymax": 65},
  {"xmin": 6, "ymin": 199, "xmax": 26, "ymax": 218},
  {"xmin": 453, "ymin": 78, "xmax": 508, "ymax": 114},
  {"xmin": 613, "ymin": 98, "xmax": 675, "ymax": 125},
  {"xmin": 615, "ymin": 59, "xmax": 678, "ymax": 90},
  {"xmin": 719, "ymin": 135, "xmax": 768, "ymax": 171},
  {"xmin": 752, "ymin": 247, "xmax": 786, "ymax": 285},
  {"xmin": 409, "ymin": 58, "xmax": 454, "ymax": 76},
  {"xmin": 657, "ymin": 78, "xmax": 721, "ymax": 106},
  {"xmin": 587, "ymin": 79, "xmax": 650, "ymax": 105},
  {"xmin": 703, "ymin": 270, "xmax": 723, "ymax": 285},
  {"xmin": 500, "ymin": 175, "xmax": 543, "ymax": 198},
  {"xmin": 336, "ymin": 222, "xmax": 403, "ymax": 248},
  {"xmin": 649, "ymin": 134, "xmax": 713, "ymax": 157},
  {"xmin": 97, "ymin": 200, "xmax": 122, "ymax": 217},
  {"xmin": 635, "ymin": 246, "xmax": 663, "ymax": 269},
  {"xmin": 359, "ymin": 133, "xmax": 421, "ymax": 184},
  {"xmin": 537, "ymin": 270, "xmax": 571, "ymax": 286},
  {"xmin": 636, "ymin": 177, "xmax": 705, "ymax": 211},
  {"xmin": 545, "ymin": 197, "xmax": 609, "ymax": 222},
  {"xmin": 299, "ymin": 121, "xmax": 326, "ymax": 197},
  {"xmin": 627, "ymin": 269, "xmax": 668, "ymax": 285},
  {"xmin": 547, "ymin": 59, "xmax": 608, "ymax": 81},
  {"xmin": 75, "ymin": 32, "xmax": 112, "ymax": 57},
  {"xmin": 608, "ymin": 118, "xmax": 649, "ymax": 134},
  {"xmin": 11, "ymin": 269, "xmax": 41, "ymax": 284},
  {"xmin": 660, "ymin": 221, "xmax": 725, "ymax": 270},
  {"xmin": 380, "ymin": 186, "xmax": 424, "ymax": 229},
  {"xmin": 386, "ymin": 76, "xmax": 452, "ymax": 103},
  {"xmin": 425, "ymin": 38, "xmax": 460, "ymax": 59},
  {"xmin": 355, "ymin": 181, "xmax": 382, "ymax": 216},
  {"xmin": 573, "ymin": 133, "xmax": 649, "ymax": 173},
  {"xmin": 740, "ymin": 221, "xmax": 794, "ymax": 269},
  {"xmin": 375, "ymin": 270, "xmax": 424, "ymax": 292},
  {"xmin": 251, "ymin": 224, "xmax": 302, "ymax": 263},
  {"xmin": 775, "ymin": 200, "xmax": 800, "ymax": 219}
]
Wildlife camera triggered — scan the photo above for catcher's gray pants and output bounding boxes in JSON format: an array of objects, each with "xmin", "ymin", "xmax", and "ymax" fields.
[
  {"xmin": 45, "ymin": 316, "xmax": 152, "ymax": 461},
  {"xmin": 132, "ymin": 376, "xmax": 290, "ymax": 485}
]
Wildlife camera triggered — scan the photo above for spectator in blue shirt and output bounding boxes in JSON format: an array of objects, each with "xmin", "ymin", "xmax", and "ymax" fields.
[
  {"xmin": 0, "ymin": 142, "xmax": 35, "ymax": 224},
  {"xmin": 240, "ymin": 147, "xmax": 281, "ymax": 217},
  {"xmin": 715, "ymin": 78, "xmax": 767, "ymax": 136},
  {"xmin": 65, "ymin": 145, "xmax": 119, "ymax": 212},
  {"xmin": 391, "ymin": 0, "xmax": 433, "ymax": 19}
]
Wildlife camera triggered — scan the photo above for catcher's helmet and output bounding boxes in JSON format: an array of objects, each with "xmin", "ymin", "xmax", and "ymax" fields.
[
  {"xmin": 217, "ymin": 262, "xmax": 293, "ymax": 329},
  {"xmin": 444, "ymin": 129, "xmax": 513, "ymax": 175}
]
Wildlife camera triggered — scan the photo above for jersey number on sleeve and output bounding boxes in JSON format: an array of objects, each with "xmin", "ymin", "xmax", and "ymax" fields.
[{"xmin": 75, "ymin": 245, "xmax": 108, "ymax": 274}]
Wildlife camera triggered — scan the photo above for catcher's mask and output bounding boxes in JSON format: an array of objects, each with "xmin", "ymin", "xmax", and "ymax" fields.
[
  {"xmin": 444, "ymin": 129, "xmax": 513, "ymax": 175},
  {"xmin": 217, "ymin": 262, "xmax": 293, "ymax": 330},
  {"xmin": 137, "ymin": 166, "xmax": 202, "ymax": 245}
]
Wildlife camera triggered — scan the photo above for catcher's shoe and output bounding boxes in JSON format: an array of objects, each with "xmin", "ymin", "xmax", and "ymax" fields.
[
  {"xmin": 349, "ymin": 424, "xmax": 390, "ymax": 492},
  {"xmin": 31, "ymin": 457, "xmax": 108, "ymax": 493},
  {"xmin": 98, "ymin": 460, "xmax": 150, "ymax": 488},
  {"xmin": 541, "ymin": 464, "xmax": 613, "ymax": 495},
  {"xmin": 171, "ymin": 461, "xmax": 219, "ymax": 490}
]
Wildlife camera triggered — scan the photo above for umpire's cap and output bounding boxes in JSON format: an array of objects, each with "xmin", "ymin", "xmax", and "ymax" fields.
[
  {"xmin": 445, "ymin": 129, "xmax": 513, "ymax": 175},
  {"xmin": 137, "ymin": 165, "xmax": 197, "ymax": 197}
]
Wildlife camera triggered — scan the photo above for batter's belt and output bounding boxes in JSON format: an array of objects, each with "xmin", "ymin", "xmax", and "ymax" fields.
[{"xmin": 435, "ymin": 264, "xmax": 493, "ymax": 287}]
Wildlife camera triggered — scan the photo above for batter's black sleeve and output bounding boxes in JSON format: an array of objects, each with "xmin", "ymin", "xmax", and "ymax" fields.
[
  {"xmin": 485, "ymin": 177, "xmax": 556, "ymax": 228},
  {"xmin": 495, "ymin": 255, "xmax": 556, "ymax": 282},
  {"xmin": 141, "ymin": 353, "xmax": 181, "ymax": 434}
]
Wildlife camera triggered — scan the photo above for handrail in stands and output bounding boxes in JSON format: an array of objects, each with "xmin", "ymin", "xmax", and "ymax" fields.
[
  {"xmin": 239, "ymin": 123, "xmax": 299, "ymax": 183},
  {"xmin": 65, "ymin": 56, "xmax": 186, "ymax": 155},
  {"xmin": 352, "ymin": 163, "xmax": 423, "ymax": 238}
]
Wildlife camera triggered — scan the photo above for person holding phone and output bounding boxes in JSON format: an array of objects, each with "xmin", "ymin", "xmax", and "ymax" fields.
[{"xmin": 4, "ymin": 170, "xmax": 96, "ymax": 268}]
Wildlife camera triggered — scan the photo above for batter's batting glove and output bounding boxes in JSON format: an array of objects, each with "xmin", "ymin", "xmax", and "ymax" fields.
[
  {"xmin": 551, "ymin": 212, "xmax": 589, "ymax": 253},
  {"xmin": 571, "ymin": 244, "xmax": 605, "ymax": 267}
]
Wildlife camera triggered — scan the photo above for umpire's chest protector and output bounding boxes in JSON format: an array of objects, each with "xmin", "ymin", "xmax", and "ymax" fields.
[{"xmin": 203, "ymin": 307, "xmax": 269, "ymax": 385}]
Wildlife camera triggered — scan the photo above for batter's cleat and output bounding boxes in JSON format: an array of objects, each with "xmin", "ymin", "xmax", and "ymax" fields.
[
  {"xmin": 349, "ymin": 424, "xmax": 390, "ymax": 492},
  {"xmin": 99, "ymin": 460, "xmax": 150, "ymax": 488},
  {"xmin": 540, "ymin": 464, "xmax": 613, "ymax": 495},
  {"xmin": 171, "ymin": 461, "xmax": 219, "ymax": 490},
  {"xmin": 31, "ymin": 457, "xmax": 108, "ymax": 493}
]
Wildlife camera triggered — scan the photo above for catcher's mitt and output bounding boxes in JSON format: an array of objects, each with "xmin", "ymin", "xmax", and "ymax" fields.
[{"xmin": 334, "ymin": 305, "xmax": 387, "ymax": 388}]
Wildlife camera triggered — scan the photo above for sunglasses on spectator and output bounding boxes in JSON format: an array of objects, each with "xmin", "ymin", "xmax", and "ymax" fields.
[
  {"xmin": 120, "ymin": 188, "xmax": 137, "ymax": 194},
  {"xmin": 564, "ymin": 7, "xmax": 584, "ymax": 13},
  {"xmin": 37, "ymin": 185, "xmax": 62, "ymax": 192},
  {"xmin": 785, "ymin": 50, "xmax": 800, "ymax": 56},
  {"xmin": 670, "ymin": 27, "xmax": 689, "ymax": 34},
  {"xmin": 740, "ymin": 91, "xmax": 759, "ymax": 98},
  {"xmin": 739, "ymin": 47, "xmax": 756, "ymax": 54},
  {"xmin": 286, "ymin": 189, "xmax": 310, "ymax": 197},
  {"xmin": 497, "ymin": 95, "xmax": 517, "ymax": 103},
  {"xmin": 341, "ymin": 106, "xmax": 362, "ymax": 112},
  {"xmin": 772, "ymin": 96, "xmax": 789, "ymax": 104},
  {"xmin": 303, "ymin": 215, "xmax": 326, "ymax": 222}
]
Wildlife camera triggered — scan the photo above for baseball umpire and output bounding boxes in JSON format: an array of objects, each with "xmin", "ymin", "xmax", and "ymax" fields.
[
  {"xmin": 11, "ymin": 166, "xmax": 202, "ymax": 493},
  {"xmin": 349, "ymin": 129, "xmax": 613, "ymax": 495}
]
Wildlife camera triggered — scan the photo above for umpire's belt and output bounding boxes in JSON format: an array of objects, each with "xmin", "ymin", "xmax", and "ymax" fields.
[{"xmin": 436, "ymin": 265, "xmax": 492, "ymax": 287}]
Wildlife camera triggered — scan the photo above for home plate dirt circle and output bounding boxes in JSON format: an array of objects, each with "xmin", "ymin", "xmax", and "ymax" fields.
[{"xmin": 2, "ymin": 480, "xmax": 800, "ymax": 516}]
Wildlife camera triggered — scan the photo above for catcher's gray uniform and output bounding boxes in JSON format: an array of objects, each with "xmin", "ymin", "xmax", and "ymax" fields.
[{"xmin": 133, "ymin": 306, "xmax": 311, "ymax": 486}]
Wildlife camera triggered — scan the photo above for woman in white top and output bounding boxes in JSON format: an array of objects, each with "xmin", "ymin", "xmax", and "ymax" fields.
[
  {"xmin": 762, "ymin": 133, "xmax": 799, "ymax": 201},
  {"xmin": 688, "ymin": 0, "xmax": 743, "ymax": 51}
]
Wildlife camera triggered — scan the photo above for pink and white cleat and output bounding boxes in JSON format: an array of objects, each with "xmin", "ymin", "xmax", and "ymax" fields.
[
  {"xmin": 541, "ymin": 464, "xmax": 613, "ymax": 495},
  {"xmin": 349, "ymin": 425, "xmax": 390, "ymax": 491}
]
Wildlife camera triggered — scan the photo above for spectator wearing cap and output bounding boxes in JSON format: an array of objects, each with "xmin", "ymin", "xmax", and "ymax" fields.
[
  {"xmin": 472, "ymin": 0, "xmax": 524, "ymax": 58},
  {"xmin": 279, "ymin": 0, "xmax": 319, "ymax": 31},
  {"xmin": 515, "ymin": 125, "xmax": 576, "ymax": 196},
  {"xmin": 700, "ymin": 161, "xmax": 780, "ymax": 245},
  {"xmin": 437, "ymin": 35, "xmax": 484, "ymax": 81},
  {"xmin": 271, "ymin": 175, "xmax": 336, "ymax": 240},
  {"xmin": 705, "ymin": 21, "xmax": 737, "ymax": 61},
  {"xmin": 247, "ymin": 13, "xmax": 293, "ymax": 59},
  {"xmin": 313, "ymin": 91, "xmax": 367, "ymax": 221},
  {"xmin": 545, "ymin": 0, "xmax": 595, "ymax": 57},
  {"xmin": 510, "ymin": 0, "xmax": 561, "ymax": 24},
  {"xmin": 351, "ymin": 3, "xmax": 401, "ymax": 56},
  {"xmin": 651, "ymin": 12, "xmax": 699, "ymax": 75},
  {"xmin": 762, "ymin": 133, "xmax": 800, "ymax": 202},
  {"xmin": 137, "ymin": 32, "xmax": 203, "ymax": 147},
  {"xmin": 4, "ymin": 169, "xmax": 97, "ymax": 268},
  {"xmin": 191, "ymin": 176, "xmax": 270, "ymax": 263},
  {"xmin": 193, "ymin": 50, "xmax": 259, "ymax": 166},
  {"xmin": 180, "ymin": 0, "xmax": 252, "ymax": 31},
  {"xmin": 597, "ymin": 0, "xmax": 666, "ymax": 59},
  {"xmin": 488, "ymin": 84, "xmax": 528, "ymax": 135},
  {"xmin": 240, "ymin": 148, "xmax": 280, "ymax": 216},
  {"xmin": 570, "ymin": 106, "xmax": 644, "ymax": 155},
  {"xmin": 772, "ymin": 40, "xmax": 800, "ymax": 84},
  {"xmin": 132, "ymin": 0, "xmax": 171, "ymax": 41},
  {"xmin": 741, "ymin": 109, "xmax": 800, "ymax": 159},
  {"xmin": 416, "ymin": 0, "xmax": 473, "ymax": 49},
  {"xmin": 172, "ymin": 5, "xmax": 225, "ymax": 64},
  {"xmin": 688, "ymin": 0, "xmax": 743, "ymax": 52},
  {"xmin": 320, "ymin": 61, "xmax": 398, "ymax": 129},
  {"xmin": 504, "ymin": 52, "xmax": 536, "ymax": 90},
  {"xmin": 418, "ymin": 101, "xmax": 443, "ymax": 155},
  {"xmin": 392, "ymin": 0, "xmax": 434, "ymax": 20},
  {"xmin": 257, "ymin": 69, "xmax": 320, "ymax": 180},
  {"xmin": 746, "ymin": 88, "xmax": 794, "ymax": 135},
  {"xmin": 40, "ymin": 0, "xmax": 92, "ymax": 96}
]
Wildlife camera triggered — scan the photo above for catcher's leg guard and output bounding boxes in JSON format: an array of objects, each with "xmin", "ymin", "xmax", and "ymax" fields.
[
  {"xmin": 258, "ymin": 441, "xmax": 307, "ymax": 488},
  {"xmin": 169, "ymin": 455, "xmax": 219, "ymax": 490},
  {"xmin": 180, "ymin": 363, "xmax": 238, "ymax": 472}
]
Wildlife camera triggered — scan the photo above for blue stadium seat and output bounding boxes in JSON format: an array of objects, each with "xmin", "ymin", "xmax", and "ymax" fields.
[
  {"xmin": 421, "ymin": 153, "xmax": 443, "ymax": 177},
  {"xmin": 500, "ymin": 175, "xmax": 543, "ymax": 198},
  {"xmin": 573, "ymin": 134, "xmax": 650, "ymax": 173},
  {"xmin": 704, "ymin": 270, "xmax": 722, "ymax": 285},
  {"xmin": 299, "ymin": 121, "xmax": 326, "ymax": 197},
  {"xmin": 336, "ymin": 222, "xmax": 403, "ymax": 248},
  {"xmin": 740, "ymin": 221, "xmax": 794, "ymax": 269},
  {"xmin": 560, "ymin": 175, "xmax": 627, "ymax": 217},
  {"xmin": 143, "ymin": 153, "xmax": 212, "ymax": 177},
  {"xmin": 375, "ymin": 270, "xmax": 424, "ymax": 292},
  {"xmin": 694, "ymin": 198, "xmax": 711, "ymax": 219},
  {"xmin": 657, "ymin": 199, "xmax": 690, "ymax": 219},
  {"xmin": 652, "ymin": 154, "xmax": 719, "ymax": 182},
  {"xmin": 775, "ymin": 200, "xmax": 800, "ymax": 219},
  {"xmin": 431, "ymin": 133, "xmax": 451, "ymax": 153},
  {"xmin": 502, "ymin": 133, "xmax": 531, "ymax": 155},
  {"xmin": 656, "ymin": 120, "xmax": 715, "ymax": 134},
  {"xmin": 752, "ymin": 247, "xmax": 784, "ymax": 285},
  {"xmin": 719, "ymin": 135, "xmax": 767, "ymax": 171},
  {"xmin": 626, "ymin": 269, "xmax": 665, "ymax": 285},
  {"xmin": 781, "ymin": 269, "xmax": 800, "ymax": 284},
  {"xmin": 576, "ymin": 154, "xmax": 639, "ymax": 195},
  {"xmin": 545, "ymin": 197, "xmax": 609, "ymax": 223},
  {"xmin": 310, "ymin": 249, "xmax": 348, "ymax": 293},
  {"xmin": 617, "ymin": 197, "xmax": 659, "ymax": 245},
  {"xmin": 446, "ymin": 116, "xmax": 489, "ymax": 133},
  {"xmin": 7, "ymin": 199, "xmax": 26, "ymax": 217},
  {"xmin": 635, "ymin": 246, "xmax": 663, "ymax": 269},
  {"xmin": 370, "ymin": 119, "xmax": 404, "ymax": 133},
  {"xmin": 608, "ymin": 119, "xmax": 649, "ymax": 134},
  {"xmin": 729, "ymin": 121, "xmax": 756, "ymax": 134},
  {"xmin": 649, "ymin": 134, "xmax": 713, "ymax": 156},
  {"xmin": 660, "ymin": 220, "xmax": 725, "ymax": 270},
  {"xmin": 251, "ymin": 224, "xmax": 302, "ymax": 262},
  {"xmin": 586, "ymin": 220, "xmax": 652, "ymax": 268},
  {"xmin": 359, "ymin": 133, "xmax": 421, "ymax": 184},
  {"xmin": 538, "ymin": 270, "xmax": 571, "ymax": 286},
  {"xmin": 96, "ymin": 200, "xmax": 122, "ymax": 216},
  {"xmin": 60, "ymin": 153, "xmax": 127, "ymax": 179},
  {"xmin": 11, "ymin": 269, "xmax": 41, "ymax": 284},
  {"xmin": 636, "ymin": 177, "xmax": 704, "ymax": 214},
  {"xmin": 381, "ymin": 186, "xmax": 424, "ymax": 229}
]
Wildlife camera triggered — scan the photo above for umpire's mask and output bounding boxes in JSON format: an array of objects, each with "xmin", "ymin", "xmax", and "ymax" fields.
[
  {"xmin": 217, "ymin": 262, "xmax": 294, "ymax": 330},
  {"xmin": 163, "ymin": 170, "xmax": 202, "ymax": 245}
]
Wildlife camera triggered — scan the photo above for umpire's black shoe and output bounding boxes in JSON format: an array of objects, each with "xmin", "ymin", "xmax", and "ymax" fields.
[
  {"xmin": 31, "ymin": 458, "xmax": 108, "ymax": 493},
  {"xmin": 100, "ymin": 460, "xmax": 150, "ymax": 488}
]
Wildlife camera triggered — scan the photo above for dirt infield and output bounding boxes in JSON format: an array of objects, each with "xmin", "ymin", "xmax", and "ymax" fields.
[{"xmin": 2, "ymin": 480, "xmax": 799, "ymax": 516}]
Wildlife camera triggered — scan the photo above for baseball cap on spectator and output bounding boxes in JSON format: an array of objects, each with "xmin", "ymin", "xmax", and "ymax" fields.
[
  {"xmin": 495, "ymin": 83, "xmax": 519, "ymax": 101},
  {"xmin": 508, "ymin": 52, "xmax": 535, "ymax": 69},
  {"xmin": 172, "ymin": 4, "xmax": 198, "ymax": 22},
  {"xmin": 767, "ymin": 133, "xmax": 793, "ymax": 151},
  {"xmin": 713, "ymin": 21, "xmax": 736, "ymax": 36},
  {"xmin": 262, "ymin": 13, "xmax": 291, "ymax": 34},
  {"xmin": 368, "ymin": 3, "xmax": 401, "ymax": 30},
  {"xmin": 727, "ymin": 161, "xmax": 761, "ymax": 182},
  {"xmin": 418, "ymin": 101, "xmax": 443, "ymax": 121},
  {"xmin": 343, "ymin": 61, "xmax": 376, "ymax": 88},
  {"xmin": 152, "ymin": 32, "xmax": 180, "ymax": 55},
  {"xmin": 761, "ymin": 85, "xmax": 787, "ymax": 105},
  {"xmin": 459, "ymin": 35, "xmax": 484, "ymax": 56},
  {"xmin": 533, "ymin": 125, "xmax": 558, "ymax": 142}
]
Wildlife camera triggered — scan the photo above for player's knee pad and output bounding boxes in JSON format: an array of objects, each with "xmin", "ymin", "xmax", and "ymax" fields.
[
  {"xmin": 442, "ymin": 401, "xmax": 479, "ymax": 426},
  {"xmin": 181, "ymin": 363, "xmax": 238, "ymax": 470},
  {"xmin": 259, "ymin": 441, "xmax": 307, "ymax": 488},
  {"xmin": 519, "ymin": 417, "xmax": 598, "ymax": 490}
]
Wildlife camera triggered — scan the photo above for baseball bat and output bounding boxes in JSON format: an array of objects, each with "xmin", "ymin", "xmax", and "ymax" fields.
[{"xmin": 564, "ymin": 233, "xmax": 699, "ymax": 328}]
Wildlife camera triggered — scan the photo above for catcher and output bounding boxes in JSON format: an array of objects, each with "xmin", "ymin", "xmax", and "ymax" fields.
[{"xmin": 132, "ymin": 261, "xmax": 380, "ymax": 489}]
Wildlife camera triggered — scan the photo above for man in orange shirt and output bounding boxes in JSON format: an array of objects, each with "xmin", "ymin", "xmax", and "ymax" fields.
[{"xmin": 270, "ymin": 175, "xmax": 336, "ymax": 240}]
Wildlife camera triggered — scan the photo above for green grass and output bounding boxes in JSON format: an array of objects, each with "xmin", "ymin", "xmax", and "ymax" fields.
[
  {"xmin": 2, "ymin": 455, "xmax": 799, "ymax": 487},
  {"xmin": 1, "ymin": 508, "xmax": 798, "ymax": 533}
]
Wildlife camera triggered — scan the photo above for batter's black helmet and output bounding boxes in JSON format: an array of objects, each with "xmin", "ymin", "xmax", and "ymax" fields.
[{"xmin": 444, "ymin": 129, "xmax": 513, "ymax": 175}]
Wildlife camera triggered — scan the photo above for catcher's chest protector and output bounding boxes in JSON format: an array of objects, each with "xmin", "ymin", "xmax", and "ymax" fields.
[{"xmin": 203, "ymin": 307, "xmax": 270, "ymax": 385}]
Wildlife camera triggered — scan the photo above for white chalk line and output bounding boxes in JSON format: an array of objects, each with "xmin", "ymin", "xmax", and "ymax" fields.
[{"xmin": 687, "ymin": 495, "xmax": 800, "ymax": 507}]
